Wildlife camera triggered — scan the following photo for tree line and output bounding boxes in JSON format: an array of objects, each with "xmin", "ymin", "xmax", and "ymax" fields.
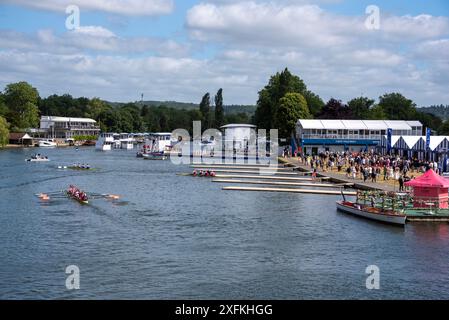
[
  {"xmin": 254, "ymin": 68, "xmax": 446, "ymax": 139},
  {"xmin": 0, "ymin": 82, "xmax": 250, "ymax": 146},
  {"xmin": 1, "ymin": 74, "xmax": 447, "ymax": 147}
]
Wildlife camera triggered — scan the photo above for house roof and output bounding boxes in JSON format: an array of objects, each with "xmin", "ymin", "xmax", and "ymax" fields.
[
  {"xmin": 220, "ymin": 124, "xmax": 257, "ymax": 129},
  {"xmin": 401, "ymin": 136, "xmax": 424, "ymax": 149},
  {"xmin": 405, "ymin": 169, "xmax": 449, "ymax": 188},
  {"xmin": 40, "ymin": 116, "xmax": 97, "ymax": 123},
  {"xmin": 9, "ymin": 133, "xmax": 32, "ymax": 140}
]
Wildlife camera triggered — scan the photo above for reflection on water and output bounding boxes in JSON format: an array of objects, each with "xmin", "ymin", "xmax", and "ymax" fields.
[{"xmin": 1, "ymin": 147, "xmax": 449, "ymax": 299}]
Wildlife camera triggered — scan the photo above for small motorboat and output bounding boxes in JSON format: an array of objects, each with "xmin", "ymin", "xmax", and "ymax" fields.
[
  {"xmin": 142, "ymin": 152, "xmax": 167, "ymax": 160},
  {"xmin": 26, "ymin": 154, "xmax": 50, "ymax": 162},
  {"xmin": 38, "ymin": 139, "xmax": 57, "ymax": 148},
  {"xmin": 336, "ymin": 200, "xmax": 406, "ymax": 226}
]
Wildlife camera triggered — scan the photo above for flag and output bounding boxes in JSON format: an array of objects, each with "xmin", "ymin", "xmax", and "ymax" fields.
[
  {"xmin": 426, "ymin": 128, "xmax": 431, "ymax": 151},
  {"xmin": 291, "ymin": 133, "xmax": 298, "ymax": 155},
  {"xmin": 387, "ymin": 128, "xmax": 392, "ymax": 153}
]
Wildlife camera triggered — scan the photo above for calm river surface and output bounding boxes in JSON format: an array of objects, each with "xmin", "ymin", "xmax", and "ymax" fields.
[{"xmin": 1, "ymin": 147, "xmax": 449, "ymax": 299}]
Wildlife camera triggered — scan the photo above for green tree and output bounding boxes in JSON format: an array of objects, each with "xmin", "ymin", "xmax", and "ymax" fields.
[
  {"xmin": 199, "ymin": 93, "xmax": 211, "ymax": 129},
  {"xmin": 378, "ymin": 92, "xmax": 416, "ymax": 120},
  {"xmin": 438, "ymin": 120, "xmax": 449, "ymax": 135},
  {"xmin": 347, "ymin": 97, "xmax": 375, "ymax": 119},
  {"xmin": 87, "ymin": 97, "xmax": 110, "ymax": 120},
  {"xmin": 366, "ymin": 104, "xmax": 387, "ymax": 120},
  {"xmin": 303, "ymin": 90, "xmax": 325, "ymax": 117},
  {"xmin": 255, "ymin": 68, "xmax": 307, "ymax": 130},
  {"xmin": 0, "ymin": 94, "xmax": 8, "ymax": 118},
  {"xmin": 0, "ymin": 116, "xmax": 9, "ymax": 147},
  {"xmin": 276, "ymin": 93, "xmax": 310, "ymax": 139},
  {"xmin": 214, "ymin": 88, "xmax": 224, "ymax": 128},
  {"xmin": 3, "ymin": 81, "xmax": 40, "ymax": 129}
]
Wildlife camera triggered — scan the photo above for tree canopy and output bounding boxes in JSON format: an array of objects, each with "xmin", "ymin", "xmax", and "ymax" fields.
[
  {"xmin": 255, "ymin": 68, "xmax": 310, "ymax": 131},
  {"xmin": 0, "ymin": 116, "xmax": 9, "ymax": 147},
  {"xmin": 214, "ymin": 88, "xmax": 224, "ymax": 128},
  {"xmin": 3, "ymin": 81, "xmax": 40, "ymax": 130},
  {"xmin": 276, "ymin": 93, "xmax": 310, "ymax": 138},
  {"xmin": 199, "ymin": 93, "xmax": 211, "ymax": 129}
]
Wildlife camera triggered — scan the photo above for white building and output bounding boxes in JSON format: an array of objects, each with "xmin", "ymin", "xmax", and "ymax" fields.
[
  {"xmin": 220, "ymin": 124, "xmax": 257, "ymax": 152},
  {"xmin": 296, "ymin": 119, "xmax": 423, "ymax": 155},
  {"xmin": 40, "ymin": 116, "xmax": 100, "ymax": 139}
]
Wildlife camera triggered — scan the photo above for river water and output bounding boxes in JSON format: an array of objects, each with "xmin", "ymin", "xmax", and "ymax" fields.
[{"xmin": 1, "ymin": 147, "xmax": 449, "ymax": 299}]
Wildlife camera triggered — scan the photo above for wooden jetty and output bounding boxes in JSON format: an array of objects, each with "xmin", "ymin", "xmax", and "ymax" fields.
[
  {"xmin": 214, "ymin": 174, "xmax": 330, "ymax": 181},
  {"xmin": 212, "ymin": 179, "xmax": 353, "ymax": 188},
  {"xmin": 212, "ymin": 179, "xmax": 352, "ymax": 189},
  {"xmin": 190, "ymin": 169, "xmax": 302, "ymax": 175},
  {"xmin": 222, "ymin": 186, "xmax": 357, "ymax": 196},
  {"xmin": 192, "ymin": 162, "xmax": 284, "ymax": 166},
  {"xmin": 191, "ymin": 165, "xmax": 293, "ymax": 171}
]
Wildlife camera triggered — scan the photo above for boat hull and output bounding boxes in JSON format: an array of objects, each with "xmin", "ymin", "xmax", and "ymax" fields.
[
  {"xmin": 336, "ymin": 201, "xmax": 406, "ymax": 226},
  {"xmin": 142, "ymin": 153, "xmax": 167, "ymax": 160},
  {"xmin": 66, "ymin": 192, "xmax": 89, "ymax": 205}
]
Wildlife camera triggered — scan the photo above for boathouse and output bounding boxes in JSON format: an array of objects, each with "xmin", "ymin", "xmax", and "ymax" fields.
[
  {"xmin": 405, "ymin": 169, "xmax": 449, "ymax": 209},
  {"xmin": 8, "ymin": 132, "xmax": 33, "ymax": 146}
]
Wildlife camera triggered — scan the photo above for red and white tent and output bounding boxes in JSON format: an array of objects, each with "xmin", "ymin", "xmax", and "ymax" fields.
[{"xmin": 405, "ymin": 169, "xmax": 449, "ymax": 209}]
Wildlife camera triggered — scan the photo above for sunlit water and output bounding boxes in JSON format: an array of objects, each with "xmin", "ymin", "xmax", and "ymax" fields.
[{"xmin": 1, "ymin": 147, "xmax": 449, "ymax": 299}]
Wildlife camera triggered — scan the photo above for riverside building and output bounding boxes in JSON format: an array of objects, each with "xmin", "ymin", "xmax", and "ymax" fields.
[{"xmin": 296, "ymin": 119, "xmax": 423, "ymax": 155}]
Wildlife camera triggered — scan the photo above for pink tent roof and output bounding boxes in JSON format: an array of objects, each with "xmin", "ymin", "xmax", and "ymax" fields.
[{"xmin": 405, "ymin": 169, "xmax": 449, "ymax": 188}]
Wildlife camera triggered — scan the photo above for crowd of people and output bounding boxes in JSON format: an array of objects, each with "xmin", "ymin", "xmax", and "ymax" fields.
[{"xmin": 297, "ymin": 150, "xmax": 444, "ymax": 191}]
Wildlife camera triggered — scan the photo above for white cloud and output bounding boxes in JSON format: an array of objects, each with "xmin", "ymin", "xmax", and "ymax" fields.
[
  {"xmin": 73, "ymin": 26, "xmax": 116, "ymax": 38},
  {"xmin": 0, "ymin": 29, "xmax": 190, "ymax": 57},
  {"xmin": 0, "ymin": 0, "xmax": 448, "ymax": 107},
  {"xmin": 0, "ymin": 0, "xmax": 174, "ymax": 16}
]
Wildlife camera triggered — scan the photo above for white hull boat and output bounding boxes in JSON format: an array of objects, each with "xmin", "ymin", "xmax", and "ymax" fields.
[
  {"xmin": 336, "ymin": 200, "xmax": 406, "ymax": 226},
  {"xmin": 38, "ymin": 140, "xmax": 57, "ymax": 148},
  {"xmin": 96, "ymin": 133, "xmax": 114, "ymax": 151},
  {"xmin": 143, "ymin": 152, "xmax": 167, "ymax": 161}
]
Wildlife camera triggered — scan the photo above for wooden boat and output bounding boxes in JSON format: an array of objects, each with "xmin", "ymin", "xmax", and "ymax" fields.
[
  {"xmin": 66, "ymin": 191, "xmax": 89, "ymax": 204},
  {"xmin": 336, "ymin": 200, "xmax": 406, "ymax": 226}
]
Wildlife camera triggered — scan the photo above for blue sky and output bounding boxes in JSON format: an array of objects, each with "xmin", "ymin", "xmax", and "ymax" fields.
[{"xmin": 0, "ymin": 0, "xmax": 448, "ymax": 105}]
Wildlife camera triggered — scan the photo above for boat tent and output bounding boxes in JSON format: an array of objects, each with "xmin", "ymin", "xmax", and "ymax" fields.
[{"xmin": 405, "ymin": 169, "xmax": 449, "ymax": 209}]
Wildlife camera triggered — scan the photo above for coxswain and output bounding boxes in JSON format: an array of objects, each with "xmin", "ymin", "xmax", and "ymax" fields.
[
  {"xmin": 210, "ymin": 171, "xmax": 216, "ymax": 177},
  {"xmin": 193, "ymin": 170, "xmax": 198, "ymax": 176}
]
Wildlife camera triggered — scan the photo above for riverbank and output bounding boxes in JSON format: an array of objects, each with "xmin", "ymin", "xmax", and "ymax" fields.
[{"xmin": 278, "ymin": 157, "xmax": 398, "ymax": 192}]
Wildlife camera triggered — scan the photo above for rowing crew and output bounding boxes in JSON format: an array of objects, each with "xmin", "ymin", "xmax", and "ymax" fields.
[
  {"xmin": 72, "ymin": 163, "xmax": 90, "ymax": 169},
  {"xmin": 67, "ymin": 185, "xmax": 88, "ymax": 202},
  {"xmin": 192, "ymin": 169, "xmax": 216, "ymax": 177}
]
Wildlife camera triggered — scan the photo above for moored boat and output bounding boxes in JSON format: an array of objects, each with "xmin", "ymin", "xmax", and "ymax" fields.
[
  {"xmin": 143, "ymin": 152, "xmax": 167, "ymax": 160},
  {"xmin": 38, "ymin": 139, "xmax": 57, "ymax": 148},
  {"xmin": 95, "ymin": 133, "xmax": 115, "ymax": 151},
  {"xmin": 336, "ymin": 200, "xmax": 406, "ymax": 226}
]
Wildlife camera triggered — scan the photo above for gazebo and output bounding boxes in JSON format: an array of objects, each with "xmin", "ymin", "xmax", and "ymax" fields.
[{"xmin": 405, "ymin": 169, "xmax": 449, "ymax": 209}]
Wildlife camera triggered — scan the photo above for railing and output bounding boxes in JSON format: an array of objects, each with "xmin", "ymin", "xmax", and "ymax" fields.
[{"xmin": 54, "ymin": 125, "xmax": 100, "ymax": 130}]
